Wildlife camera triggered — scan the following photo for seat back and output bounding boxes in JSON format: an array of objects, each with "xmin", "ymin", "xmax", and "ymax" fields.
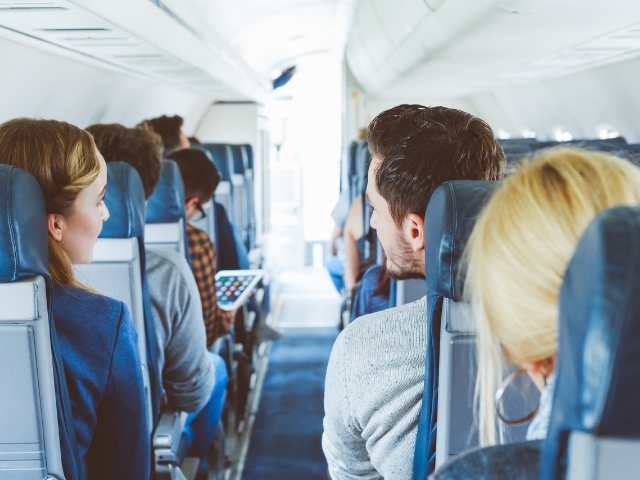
[
  {"xmin": 541, "ymin": 206, "xmax": 640, "ymax": 480},
  {"xmin": 146, "ymin": 159, "xmax": 187, "ymax": 259},
  {"xmin": 0, "ymin": 165, "xmax": 68, "ymax": 479},
  {"xmin": 229, "ymin": 144, "xmax": 249, "ymax": 245},
  {"xmin": 240, "ymin": 144, "xmax": 256, "ymax": 249},
  {"xmin": 74, "ymin": 162, "xmax": 154, "ymax": 430},
  {"xmin": 414, "ymin": 181, "xmax": 536, "ymax": 478},
  {"xmin": 203, "ymin": 143, "xmax": 234, "ymax": 217}
]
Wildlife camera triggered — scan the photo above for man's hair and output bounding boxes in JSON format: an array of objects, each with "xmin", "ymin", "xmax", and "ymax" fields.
[
  {"xmin": 142, "ymin": 114, "xmax": 184, "ymax": 152},
  {"xmin": 368, "ymin": 104, "xmax": 505, "ymax": 225},
  {"xmin": 87, "ymin": 123, "xmax": 164, "ymax": 198},
  {"xmin": 167, "ymin": 148, "xmax": 221, "ymax": 202}
]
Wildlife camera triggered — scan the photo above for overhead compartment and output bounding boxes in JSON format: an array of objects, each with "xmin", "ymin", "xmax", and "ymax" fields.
[{"xmin": 346, "ymin": 0, "xmax": 498, "ymax": 95}]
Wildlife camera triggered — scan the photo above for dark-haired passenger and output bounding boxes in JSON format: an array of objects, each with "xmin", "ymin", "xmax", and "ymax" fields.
[
  {"xmin": 167, "ymin": 148, "xmax": 235, "ymax": 471},
  {"xmin": 167, "ymin": 147, "xmax": 236, "ymax": 346},
  {"xmin": 141, "ymin": 114, "xmax": 190, "ymax": 153},
  {"xmin": 87, "ymin": 123, "xmax": 217, "ymax": 414},
  {"xmin": 322, "ymin": 105, "xmax": 505, "ymax": 479}
]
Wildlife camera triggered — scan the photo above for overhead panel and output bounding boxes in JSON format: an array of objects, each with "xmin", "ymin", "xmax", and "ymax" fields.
[{"xmin": 0, "ymin": 0, "xmax": 268, "ymax": 101}]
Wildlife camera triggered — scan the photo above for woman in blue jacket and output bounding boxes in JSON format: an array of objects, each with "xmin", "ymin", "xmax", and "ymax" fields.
[{"xmin": 0, "ymin": 118, "xmax": 150, "ymax": 479}]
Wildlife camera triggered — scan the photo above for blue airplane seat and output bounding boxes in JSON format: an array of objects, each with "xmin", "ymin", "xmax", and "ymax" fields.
[
  {"xmin": 203, "ymin": 143, "xmax": 232, "ymax": 181},
  {"xmin": 97, "ymin": 162, "xmax": 162, "ymax": 426},
  {"xmin": 414, "ymin": 181, "xmax": 501, "ymax": 479},
  {"xmin": 0, "ymin": 164, "xmax": 78, "ymax": 479},
  {"xmin": 145, "ymin": 159, "xmax": 190, "ymax": 263},
  {"xmin": 540, "ymin": 205, "xmax": 640, "ymax": 480}
]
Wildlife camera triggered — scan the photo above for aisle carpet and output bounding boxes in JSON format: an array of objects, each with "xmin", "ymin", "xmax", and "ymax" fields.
[{"xmin": 243, "ymin": 327, "xmax": 338, "ymax": 479}]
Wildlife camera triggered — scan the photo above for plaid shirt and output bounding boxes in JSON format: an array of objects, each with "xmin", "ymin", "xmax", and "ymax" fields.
[{"xmin": 186, "ymin": 223, "xmax": 234, "ymax": 346}]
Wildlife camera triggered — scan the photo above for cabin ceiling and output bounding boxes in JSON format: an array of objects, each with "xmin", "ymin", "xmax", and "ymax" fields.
[
  {"xmin": 347, "ymin": 0, "xmax": 640, "ymax": 101},
  {"xmin": 161, "ymin": 0, "xmax": 357, "ymax": 80}
]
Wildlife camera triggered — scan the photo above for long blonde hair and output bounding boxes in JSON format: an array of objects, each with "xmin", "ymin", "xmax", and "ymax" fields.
[
  {"xmin": 0, "ymin": 118, "xmax": 103, "ymax": 288},
  {"xmin": 465, "ymin": 148, "xmax": 640, "ymax": 446}
]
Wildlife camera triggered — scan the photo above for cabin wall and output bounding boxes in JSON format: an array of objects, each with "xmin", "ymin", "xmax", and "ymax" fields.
[
  {"xmin": 197, "ymin": 102, "xmax": 269, "ymax": 237},
  {"xmin": 0, "ymin": 34, "xmax": 211, "ymax": 131},
  {"xmin": 356, "ymin": 55, "xmax": 640, "ymax": 142}
]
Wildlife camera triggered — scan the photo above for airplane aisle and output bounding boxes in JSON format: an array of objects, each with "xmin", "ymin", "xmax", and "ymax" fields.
[{"xmin": 242, "ymin": 269, "xmax": 340, "ymax": 479}]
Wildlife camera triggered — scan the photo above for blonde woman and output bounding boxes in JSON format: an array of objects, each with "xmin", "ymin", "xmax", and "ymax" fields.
[
  {"xmin": 0, "ymin": 119, "xmax": 149, "ymax": 479},
  {"xmin": 465, "ymin": 148, "xmax": 640, "ymax": 447}
]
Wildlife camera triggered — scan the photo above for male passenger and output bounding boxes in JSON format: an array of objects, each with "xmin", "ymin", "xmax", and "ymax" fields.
[
  {"xmin": 143, "ymin": 114, "xmax": 190, "ymax": 153},
  {"xmin": 87, "ymin": 124, "xmax": 228, "ymax": 469},
  {"xmin": 167, "ymin": 147, "xmax": 236, "ymax": 345},
  {"xmin": 322, "ymin": 105, "xmax": 505, "ymax": 479}
]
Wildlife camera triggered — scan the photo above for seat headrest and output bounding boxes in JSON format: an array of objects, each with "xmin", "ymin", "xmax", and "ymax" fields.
[
  {"xmin": 203, "ymin": 144, "xmax": 231, "ymax": 181},
  {"xmin": 100, "ymin": 162, "xmax": 145, "ymax": 239},
  {"xmin": 230, "ymin": 145, "xmax": 245, "ymax": 175},
  {"xmin": 425, "ymin": 180, "xmax": 499, "ymax": 301},
  {"xmin": 541, "ymin": 206, "xmax": 640, "ymax": 479},
  {"xmin": 145, "ymin": 159, "xmax": 185, "ymax": 224},
  {"xmin": 0, "ymin": 165, "xmax": 49, "ymax": 282}
]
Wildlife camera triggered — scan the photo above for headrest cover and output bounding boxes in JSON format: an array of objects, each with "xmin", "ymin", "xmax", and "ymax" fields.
[
  {"xmin": 100, "ymin": 162, "xmax": 145, "ymax": 239},
  {"xmin": 0, "ymin": 165, "xmax": 49, "ymax": 282},
  {"xmin": 425, "ymin": 180, "xmax": 498, "ymax": 301},
  {"xmin": 230, "ymin": 145, "xmax": 245, "ymax": 175},
  {"xmin": 540, "ymin": 206, "xmax": 640, "ymax": 479},
  {"xmin": 204, "ymin": 144, "xmax": 231, "ymax": 181},
  {"xmin": 145, "ymin": 159, "xmax": 185, "ymax": 224}
]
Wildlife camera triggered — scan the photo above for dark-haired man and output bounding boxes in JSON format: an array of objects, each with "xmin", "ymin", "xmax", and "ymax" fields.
[
  {"xmin": 89, "ymin": 124, "xmax": 228, "ymax": 474},
  {"xmin": 322, "ymin": 105, "xmax": 505, "ymax": 479},
  {"xmin": 167, "ymin": 148, "xmax": 236, "ymax": 346}
]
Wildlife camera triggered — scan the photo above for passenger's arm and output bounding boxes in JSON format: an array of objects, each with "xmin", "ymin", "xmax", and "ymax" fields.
[
  {"xmin": 163, "ymin": 259, "xmax": 215, "ymax": 413},
  {"xmin": 99, "ymin": 303, "xmax": 151, "ymax": 480},
  {"xmin": 344, "ymin": 198, "xmax": 364, "ymax": 291},
  {"xmin": 323, "ymin": 333, "xmax": 380, "ymax": 480}
]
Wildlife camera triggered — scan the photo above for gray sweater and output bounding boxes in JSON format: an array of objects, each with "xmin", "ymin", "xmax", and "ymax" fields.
[
  {"xmin": 323, "ymin": 296, "xmax": 427, "ymax": 479},
  {"xmin": 146, "ymin": 248, "xmax": 214, "ymax": 413}
]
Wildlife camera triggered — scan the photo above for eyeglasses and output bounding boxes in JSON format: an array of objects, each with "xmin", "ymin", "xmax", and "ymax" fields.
[{"xmin": 193, "ymin": 202, "xmax": 207, "ymax": 221}]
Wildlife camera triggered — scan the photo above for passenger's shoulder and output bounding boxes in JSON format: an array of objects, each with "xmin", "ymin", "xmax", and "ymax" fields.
[
  {"xmin": 146, "ymin": 248, "xmax": 192, "ymax": 282},
  {"xmin": 53, "ymin": 285, "xmax": 127, "ymax": 333},
  {"xmin": 343, "ymin": 295, "xmax": 427, "ymax": 339}
]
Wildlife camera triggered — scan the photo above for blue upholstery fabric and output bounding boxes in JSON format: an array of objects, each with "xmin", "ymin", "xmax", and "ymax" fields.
[
  {"xmin": 352, "ymin": 264, "xmax": 391, "ymax": 319},
  {"xmin": 214, "ymin": 201, "xmax": 241, "ymax": 271},
  {"xmin": 0, "ymin": 165, "xmax": 81, "ymax": 479},
  {"xmin": 145, "ymin": 159, "xmax": 186, "ymax": 224},
  {"xmin": 241, "ymin": 144, "xmax": 254, "ymax": 171},
  {"xmin": 433, "ymin": 440, "xmax": 541, "ymax": 480},
  {"xmin": 424, "ymin": 181, "xmax": 499, "ymax": 301},
  {"xmin": 100, "ymin": 162, "xmax": 145, "ymax": 239},
  {"xmin": 414, "ymin": 181, "xmax": 498, "ymax": 479},
  {"xmin": 540, "ymin": 206, "xmax": 640, "ymax": 479},
  {"xmin": 101, "ymin": 162, "xmax": 162, "ymax": 426},
  {"xmin": 203, "ymin": 144, "xmax": 231, "ymax": 181},
  {"xmin": 230, "ymin": 145, "xmax": 245, "ymax": 175},
  {"xmin": 0, "ymin": 165, "xmax": 49, "ymax": 282}
]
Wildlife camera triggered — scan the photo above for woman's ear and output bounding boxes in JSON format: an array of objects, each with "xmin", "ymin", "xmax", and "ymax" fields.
[{"xmin": 47, "ymin": 213, "xmax": 64, "ymax": 242}]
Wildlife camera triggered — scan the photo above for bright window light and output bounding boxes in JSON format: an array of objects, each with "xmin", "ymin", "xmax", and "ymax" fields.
[
  {"xmin": 520, "ymin": 128, "xmax": 536, "ymax": 139},
  {"xmin": 497, "ymin": 129, "xmax": 511, "ymax": 140},
  {"xmin": 597, "ymin": 126, "xmax": 621, "ymax": 140},
  {"xmin": 553, "ymin": 127, "xmax": 573, "ymax": 142}
]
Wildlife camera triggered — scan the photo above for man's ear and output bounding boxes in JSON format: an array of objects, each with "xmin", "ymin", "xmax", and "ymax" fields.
[
  {"xmin": 184, "ymin": 196, "xmax": 199, "ymax": 215},
  {"xmin": 403, "ymin": 213, "xmax": 425, "ymax": 253},
  {"xmin": 47, "ymin": 213, "xmax": 64, "ymax": 242}
]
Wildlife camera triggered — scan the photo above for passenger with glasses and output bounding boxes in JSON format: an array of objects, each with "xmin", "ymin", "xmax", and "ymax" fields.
[{"xmin": 464, "ymin": 148, "xmax": 640, "ymax": 446}]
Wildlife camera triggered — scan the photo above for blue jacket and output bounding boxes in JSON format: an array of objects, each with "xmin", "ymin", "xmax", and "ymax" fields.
[{"xmin": 51, "ymin": 285, "xmax": 150, "ymax": 480}]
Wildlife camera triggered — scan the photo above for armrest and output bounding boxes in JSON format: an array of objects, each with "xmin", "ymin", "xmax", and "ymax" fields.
[{"xmin": 153, "ymin": 411, "xmax": 188, "ymax": 478}]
